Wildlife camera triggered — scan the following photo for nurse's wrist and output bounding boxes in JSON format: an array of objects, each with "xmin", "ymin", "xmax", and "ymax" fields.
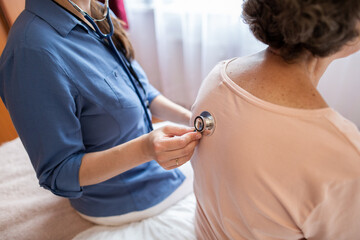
[{"xmin": 140, "ymin": 133, "xmax": 156, "ymax": 161}]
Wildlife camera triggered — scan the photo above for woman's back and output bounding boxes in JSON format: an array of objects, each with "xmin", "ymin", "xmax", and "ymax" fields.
[{"xmin": 190, "ymin": 57, "xmax": 360, "ymax": 239}]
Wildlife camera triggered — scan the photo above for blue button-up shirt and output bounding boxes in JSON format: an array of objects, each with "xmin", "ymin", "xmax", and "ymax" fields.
[{"xmin": 0, "ymin": 0, "xmax": 184, "ymax": 217}]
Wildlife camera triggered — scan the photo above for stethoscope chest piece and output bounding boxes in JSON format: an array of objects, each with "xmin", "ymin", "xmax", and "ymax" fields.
[{"xmin": 194, "ymin": 111, "xmax": 216, "ymax": 136}]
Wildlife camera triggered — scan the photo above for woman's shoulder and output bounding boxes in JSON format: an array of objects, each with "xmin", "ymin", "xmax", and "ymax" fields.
[{"xmin": 225, "ymin": 53, "xmax": 329, "ymax": 110}]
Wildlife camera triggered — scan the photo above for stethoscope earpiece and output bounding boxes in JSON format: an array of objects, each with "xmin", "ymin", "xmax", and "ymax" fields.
[{"xmin": 194, "ymin": 111, "xmax": 215, "ymax": 136}]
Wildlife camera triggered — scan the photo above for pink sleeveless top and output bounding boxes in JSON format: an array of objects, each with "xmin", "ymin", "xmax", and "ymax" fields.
[{"xmin": 191, "ymin": 59, "xmax": 360, "ymax": 240}]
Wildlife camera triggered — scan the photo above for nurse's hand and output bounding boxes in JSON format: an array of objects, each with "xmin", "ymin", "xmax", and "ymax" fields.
[{"xmin": 146, "ymin": 125, "xmax": 202, "ymax": 170}]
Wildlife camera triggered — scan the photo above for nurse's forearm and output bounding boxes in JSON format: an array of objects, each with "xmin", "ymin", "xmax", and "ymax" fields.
[
  {"xmin": 150, "ymin": 95, "xmax": 191, "ymax": 126},
  {"xmin": 78, "ymin": 124, "xmax": 201, "ymax": 186},
  {"xmin": 79, "ymin": 134, "xmax": 151, "ymax": 186}
]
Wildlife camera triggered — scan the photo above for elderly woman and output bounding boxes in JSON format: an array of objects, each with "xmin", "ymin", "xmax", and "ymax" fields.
[{"xmin": 191, "ymin": 0, "xmax": 360, "ymax": 239}]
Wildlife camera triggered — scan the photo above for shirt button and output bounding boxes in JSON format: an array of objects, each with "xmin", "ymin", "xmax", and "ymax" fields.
[{"xmin": 114, "ymin": 72, "xmax": 118, "ymax": 77}]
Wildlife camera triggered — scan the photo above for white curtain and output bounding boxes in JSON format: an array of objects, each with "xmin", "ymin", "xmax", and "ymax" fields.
[{"xmin": 124, "ymin": 0, "xmax": 360, "ymax": 128}]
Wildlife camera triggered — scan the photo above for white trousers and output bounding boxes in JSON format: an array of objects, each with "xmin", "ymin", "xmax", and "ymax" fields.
[{"xmin": 77, "ymin": 162, "xmax": 194, "ymax": 226}]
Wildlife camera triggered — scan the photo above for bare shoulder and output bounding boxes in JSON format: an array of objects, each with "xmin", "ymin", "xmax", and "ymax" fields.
[{"xmin": 225, "ymin": 53, "xmax": 328, "ymax": 110}]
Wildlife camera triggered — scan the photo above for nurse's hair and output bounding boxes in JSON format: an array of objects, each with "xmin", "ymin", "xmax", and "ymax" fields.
[
  {"xmin": 242, "ymin": 0, "xmax": 360, "ymax": 62},
  {"xmin": 91, "ymin": 0, "xmax": 134, "ymax": 61}
]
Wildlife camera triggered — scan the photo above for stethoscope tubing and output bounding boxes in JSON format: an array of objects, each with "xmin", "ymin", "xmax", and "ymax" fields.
[{"xmin": 83, "ymin": 8, "xmax": 154, "ymax": 132}]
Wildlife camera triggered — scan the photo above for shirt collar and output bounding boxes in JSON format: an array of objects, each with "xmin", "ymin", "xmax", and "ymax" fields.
[{"xmin": 25, "ymin": 0, "xmax": 87, "ymax": 37}]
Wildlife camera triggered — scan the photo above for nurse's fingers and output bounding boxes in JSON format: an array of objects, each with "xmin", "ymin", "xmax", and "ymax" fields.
[
  {"xmin": 147, "ymin": 125, "xmax": 202, "ymax": 163},
  {"xmin": 156, "ymin": 139, "xmax": 199, "ymax": 169},
  {"xmin": 162, "ymin": 125, "xmax": 195, "ymax": 137},
  {"xmin": 164, "ymin": 153, "xmax": 193, "ymax": 170},
  {"xmin": 156, "ymin": 130, "xmax": 202, "ymax": 152}
]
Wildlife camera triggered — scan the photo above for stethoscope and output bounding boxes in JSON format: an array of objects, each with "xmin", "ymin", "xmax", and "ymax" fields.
[
  {"xmin": 67, "ymin": 0, "xmax": 217, "ymax": 135},
  {"xmin": 67, "ymin": 0, "xmax": 153, "ymax": 132}
]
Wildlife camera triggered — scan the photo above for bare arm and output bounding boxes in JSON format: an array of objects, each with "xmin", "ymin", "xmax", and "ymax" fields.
[
  {"xmin": 150, "ymin": 95, "xmax": 192, "ymax": 126},
  {"xmin": 79, "ymin": 125, "xmax": 202, "ymax": 186}
]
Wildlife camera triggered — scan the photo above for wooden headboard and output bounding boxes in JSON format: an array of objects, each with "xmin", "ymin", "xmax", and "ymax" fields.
[{"xmin": 0, "ymin": 0, "xmax": 25, "ymax": 144}]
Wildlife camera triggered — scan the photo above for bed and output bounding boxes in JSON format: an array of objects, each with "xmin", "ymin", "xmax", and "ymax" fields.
[{"xmin": 0, "ymin": 122, "xmax": 196, "ymax": 240}]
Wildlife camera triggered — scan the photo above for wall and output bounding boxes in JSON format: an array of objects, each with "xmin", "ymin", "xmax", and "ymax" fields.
[{"xmin": 0, "ymin": 1, "xmax": 24, "ymax": 145}]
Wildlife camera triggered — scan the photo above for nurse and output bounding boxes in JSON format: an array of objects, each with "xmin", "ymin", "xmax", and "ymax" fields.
[{"xmin": 0, "ymin": 0, "xmax": 201, "ymax": 225}]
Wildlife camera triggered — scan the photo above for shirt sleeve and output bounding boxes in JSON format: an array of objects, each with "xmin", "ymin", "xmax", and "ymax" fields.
[
  {"xmin": 1, "ymin": 47, "xmax": 85, "ymax": 199},
  {"xmin": 131, "ymin": 60, "xmax": 160, "ymax": 103},
  {"xmin": 302, "ymin": 178, "xmax": 360, "ymax": 239}
]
